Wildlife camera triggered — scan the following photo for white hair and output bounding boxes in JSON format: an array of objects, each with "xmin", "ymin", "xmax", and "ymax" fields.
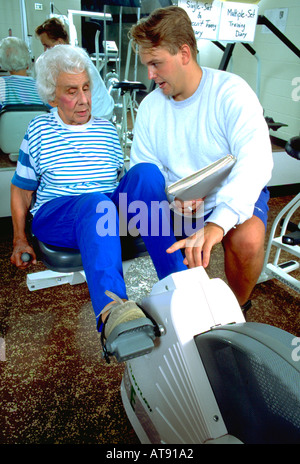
[
  {"xmin": 0, "ymin": 36, "xmax": 31, "ymax": 72},
  {"xmin": 35, "ymin": 44, "xmax": 93, "ymax": 103}
]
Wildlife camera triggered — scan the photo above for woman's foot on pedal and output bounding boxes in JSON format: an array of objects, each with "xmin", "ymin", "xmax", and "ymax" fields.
[{"xmin": 101, "ymin": 291, "xmax": 156, "ymax": 363}]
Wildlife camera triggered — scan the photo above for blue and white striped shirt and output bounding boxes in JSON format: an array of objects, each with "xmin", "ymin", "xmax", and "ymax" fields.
[
  {"xmin": 12, "ymin": 111, "xmax": 124, "ymax": 215},
  {"xmin": 0, "ymin": 75, "xmax": 43, "ymax": 110}
]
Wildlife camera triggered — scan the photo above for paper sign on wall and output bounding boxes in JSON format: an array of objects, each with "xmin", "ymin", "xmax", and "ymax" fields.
[
  {"xmin": 178, "ymin": 1, "xmax": 222, "ymax": 40},
  {"xmin": 218, "ymin": 1, "xmax": 258, "ymax": 42},
  {"xmin": 179, "ymin": 0, "xmax": 259, "ymax": 43}
]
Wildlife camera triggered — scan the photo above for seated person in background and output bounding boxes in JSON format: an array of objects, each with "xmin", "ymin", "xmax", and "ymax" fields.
[
  {"xmin": 35, "ymin": 17, "xmax": 114, "ymax": 120},
  {"xmin": 129, "ymin": 6, "xmax": 274, "ymax": 317},
  {"xmin": 10, "ymin": 44, "xmax": 187, "ymax": 360},
  {"xmin": 0, "ymin": 36, "xmax": 44, "ymax": 110}
]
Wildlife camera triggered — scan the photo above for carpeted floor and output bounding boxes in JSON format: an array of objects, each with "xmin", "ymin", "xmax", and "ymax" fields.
[{"xmin": 0, "ymin": 194, "xmax": 299, "ymax": 444}]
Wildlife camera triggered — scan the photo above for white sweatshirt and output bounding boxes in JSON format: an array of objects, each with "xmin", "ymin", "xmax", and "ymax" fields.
[
  {"xmin": 130, "ymin": 67, "xmax": 273, "ymax": 235},
  {"xmin": 89, "ymin": 61, "xmax": 114, "ymax": 120}
]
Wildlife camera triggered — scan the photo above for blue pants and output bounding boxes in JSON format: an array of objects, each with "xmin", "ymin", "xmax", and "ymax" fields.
[{"xmin": 32, "ymin": 163, "xmax": 187, "ymax": 327}]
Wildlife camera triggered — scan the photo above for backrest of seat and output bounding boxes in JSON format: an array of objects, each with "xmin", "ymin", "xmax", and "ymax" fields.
[
  {"xmin": 0, "ymin": 104, "xmax": 49, "ymax": 154},
  {"xmin": 195, "ymin": 322, "xmax": 300, "ymax": 444}
]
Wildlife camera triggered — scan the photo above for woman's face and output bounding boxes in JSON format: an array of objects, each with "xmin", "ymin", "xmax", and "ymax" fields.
[
  {"xmin": 50, "ymin": 71, "xmax": 92, "ymax": 125},
  {"xmin": 39, "ymin": 32, "xmax": 65, "ymax": 51}
]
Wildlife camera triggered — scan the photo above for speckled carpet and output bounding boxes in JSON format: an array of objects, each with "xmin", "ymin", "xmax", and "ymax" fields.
[{"xmin": 0, "ymin": 194, "xmax": 299, "ymax": 444}]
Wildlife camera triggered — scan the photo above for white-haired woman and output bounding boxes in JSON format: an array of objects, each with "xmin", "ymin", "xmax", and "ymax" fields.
[
  {"xmin": 0, "ymin": 36, "xmax": 43, "ymax": 109},
  {"xmin": 10, "ymin": 44, "xmax": 187, "ymax": 361},
  {"xmin": 35, "ymin": 17, "xmax": 114, "ymax": 120}
]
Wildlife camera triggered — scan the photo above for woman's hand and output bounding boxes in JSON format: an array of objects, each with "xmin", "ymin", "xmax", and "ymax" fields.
[
  {"xmin": 11, "ymin": 238, "xmax": 36, "ymax": 269},
  {"xmin": 10, "ymin": 185, "xmax": 36, "ymax": 269}
]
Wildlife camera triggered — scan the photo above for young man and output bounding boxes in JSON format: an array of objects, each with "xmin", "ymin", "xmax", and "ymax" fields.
[
  {"xmin": 35, "ymin": 17, "xmax": 114, "ymax": 120},
  {"xmin": 129, "ymin": 6, "xmax": 273, "ymax": 316}
]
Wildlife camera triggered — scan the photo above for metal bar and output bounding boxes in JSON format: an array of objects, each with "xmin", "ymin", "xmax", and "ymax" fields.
[
  {"xmin": 257, "ymin": 15, "xmax": 300, "ymax": 59},
  {"xmin": 218, "ymin": 43, "xmax": 235, "ymax": 70}
]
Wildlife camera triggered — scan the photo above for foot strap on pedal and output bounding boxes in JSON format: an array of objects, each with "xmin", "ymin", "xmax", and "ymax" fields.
[{"xmin": 101, "ymin": 318, "xmax": 156, "ymax": 363}]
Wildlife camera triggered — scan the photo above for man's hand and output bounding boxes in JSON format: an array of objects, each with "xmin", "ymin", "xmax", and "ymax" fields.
[
  {"xmin": 11, "ymin": 238, "xmax": 37, "ymax": 269},
  {"xmin": 166, "ymin": 222, "xmax": 224, "ymax": 268},
  {"xmin": 172, "ymin": 198, "xmax": 204, "ymax": 216}
]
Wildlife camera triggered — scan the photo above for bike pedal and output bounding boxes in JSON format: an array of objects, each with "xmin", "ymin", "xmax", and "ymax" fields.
[{"xmin": 104, "ymin": 318, "xmax": 156, "ymax": 363}]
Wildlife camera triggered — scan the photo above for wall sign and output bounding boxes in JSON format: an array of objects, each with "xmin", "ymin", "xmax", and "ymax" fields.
[
  {"xmin": 178, "ymin": 0, "xmax": 259, "ymax": 43},
  {"xmin": 178, "ymin": 1, "xmax": 222, "ymax": 40}
]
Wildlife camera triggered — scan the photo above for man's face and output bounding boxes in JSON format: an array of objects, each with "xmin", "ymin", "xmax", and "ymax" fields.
[
  {"xmin": 139, "ymin": 46, "xmax": 186, "ymax": 101},
  {"xmin": 39, "ymin": 32, "xmax": 65, "ymax": 51},
  {"xmin": 50, "ymin": 71, "xmax": 92, "ymax": 125}
]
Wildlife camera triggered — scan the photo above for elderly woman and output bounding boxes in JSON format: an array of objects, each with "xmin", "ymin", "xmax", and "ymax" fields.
[
  {"xmin": 0, "ymin": 36, "xmax": 43, "ymax": 109},
  {"xmin": 35, "ymin": 17, "xmax": 114, "ymax": 120},
  {"xmin": 10, "ymin": 44, "xmax": 186, "ymax": 361}
]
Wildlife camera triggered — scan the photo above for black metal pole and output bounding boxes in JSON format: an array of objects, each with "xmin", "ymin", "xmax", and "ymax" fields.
[{"xmin": 257, "ymin": 15, "xmax": 300, "ymax": 59}]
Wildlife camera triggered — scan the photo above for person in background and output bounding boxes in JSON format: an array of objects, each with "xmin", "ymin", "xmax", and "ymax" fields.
[
  {"xmin": 0, "ymin": 36, "xmax": 44, "ymax": 110},
  {"xmin": 129, "ymin": 6, "xmax": 274, "ymax": 318},
  {"xmin": 35, "ymin": 17, "xmax": 114, "ymax": 120}
]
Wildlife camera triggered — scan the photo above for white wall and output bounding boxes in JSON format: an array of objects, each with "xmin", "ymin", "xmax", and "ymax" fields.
[{"xmin": 197, "ymin": 0, "xmax": 300, "ymax": 142}]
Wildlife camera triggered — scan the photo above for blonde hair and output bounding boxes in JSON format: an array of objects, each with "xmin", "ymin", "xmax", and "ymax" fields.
[{"xmin": 129, "ymin": 6, "xmax": 197, "ymax": 61}]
